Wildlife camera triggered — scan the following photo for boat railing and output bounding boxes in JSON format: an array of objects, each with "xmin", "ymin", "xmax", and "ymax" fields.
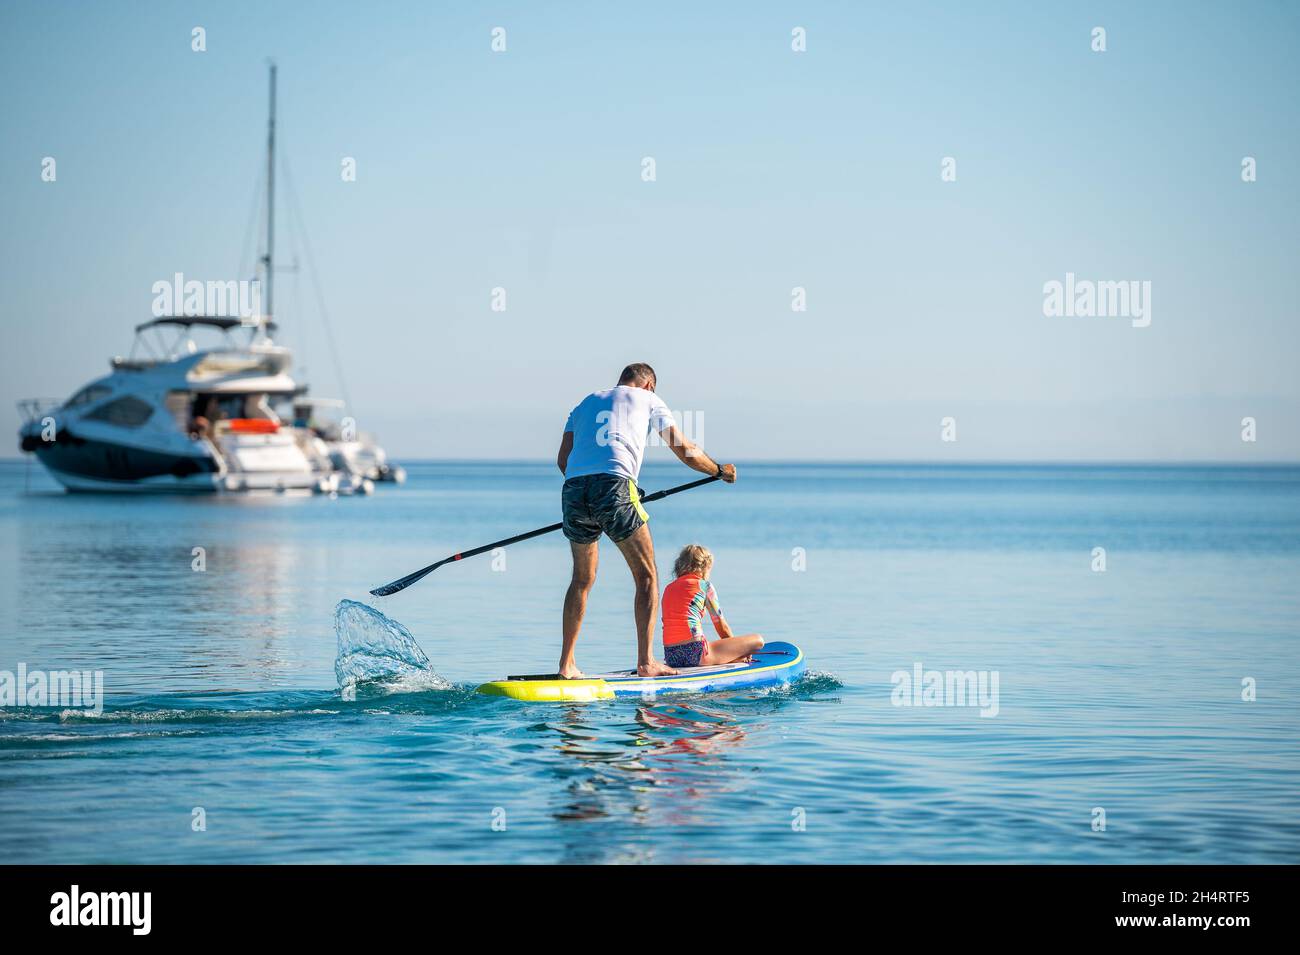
[{"xmin": 16, "ymin": 398, "xmax": 64, "ymax": 424}]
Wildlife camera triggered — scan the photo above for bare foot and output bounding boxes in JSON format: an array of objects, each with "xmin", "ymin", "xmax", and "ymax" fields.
[
  {"xmin": 638, "ymin": 660, "xmax": 677, "ymax": 677},
  {"xmin": 557, "ymin": 663, "xmax": 585, "ymax": 680}
]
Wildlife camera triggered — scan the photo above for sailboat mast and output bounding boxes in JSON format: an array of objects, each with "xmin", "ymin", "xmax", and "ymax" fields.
[{"xmin": 263, "ymin": 63, "xmax": 277, "ymax": 323}]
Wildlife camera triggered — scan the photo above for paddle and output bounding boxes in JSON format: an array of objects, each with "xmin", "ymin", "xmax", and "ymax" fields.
[{"xmin": 369, "ymin": 474, "xmax": 721, "ymax": 597}]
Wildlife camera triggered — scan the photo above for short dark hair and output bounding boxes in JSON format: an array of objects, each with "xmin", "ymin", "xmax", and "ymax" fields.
[{"xmin": 618, "ymin": 362, "xmax": 656, "ymax": 387}]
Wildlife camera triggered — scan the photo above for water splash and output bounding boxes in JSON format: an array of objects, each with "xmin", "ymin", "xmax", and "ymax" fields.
[
  {"xmin": 333, "ymin": 599, "xmax": 449, "ymax": 691},
  {"xmin": 789, "ymin": 671, "xmax": 844, "ymax": 696}
]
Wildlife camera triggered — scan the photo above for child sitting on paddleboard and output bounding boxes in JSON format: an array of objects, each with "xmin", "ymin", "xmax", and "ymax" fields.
[{"xmin": 661, "ymin": 544, "xmax": 764, "ymax": 668}]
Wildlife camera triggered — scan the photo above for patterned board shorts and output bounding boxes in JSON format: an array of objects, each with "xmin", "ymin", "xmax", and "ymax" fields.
[
  {"xmin": 561, "ymin": 474, "xmax": 648, "ymax": 544},
  {"xmin": 664, "ymin": 640, "xmax": 705, "ymax": 668}
]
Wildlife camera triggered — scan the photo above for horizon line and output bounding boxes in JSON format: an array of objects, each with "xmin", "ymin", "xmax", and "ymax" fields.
[{"xmin": 7, "ymin": 456, "xmax": 1299, "ymax": 468}]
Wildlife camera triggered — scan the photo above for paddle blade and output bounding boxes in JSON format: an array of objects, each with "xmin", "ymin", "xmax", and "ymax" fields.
[{"xmin": 369, "ymin": 563, "xmax": 438, "ymax": 597}]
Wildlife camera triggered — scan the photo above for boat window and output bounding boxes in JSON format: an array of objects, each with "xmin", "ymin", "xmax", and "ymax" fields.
[
  {"xmin": 63, "ymin": 384, "xmax": 112, "ymax": 409},
  {"xmin": 164, "ymin": 391, "xmax": 191, "ymax": 430},
  {"xmin": 206, "ymin": 395, "xmax": 250, "ymax": 420},
  {"xmin": 84, "ymin": 395, "xmax": 154, "ymax": 428},
  {"xmin": 190, "ymin": 353, "xmax": 278, "ymax": 380}
]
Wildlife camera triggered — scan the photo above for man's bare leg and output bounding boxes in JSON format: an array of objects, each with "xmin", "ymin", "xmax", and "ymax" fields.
[
  {"xmin": 614, "ymin": 525, "xmax": 676, "ymax": 677},
  {"xmin": 558, "ymin": 540, "xmax": 598, "ymax": 679}
]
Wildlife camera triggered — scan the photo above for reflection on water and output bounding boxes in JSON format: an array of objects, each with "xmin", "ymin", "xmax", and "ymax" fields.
[
  {"xmin": 10, "ymin": 492, "xmax": 339, "ymax": 691},
  {"xmin": 537, "ymin": 697, "xmax": 789, "ymax": 863},
  {"xmin": 550, "ymin": 702, "xmax": 750, "ymax": 809}
]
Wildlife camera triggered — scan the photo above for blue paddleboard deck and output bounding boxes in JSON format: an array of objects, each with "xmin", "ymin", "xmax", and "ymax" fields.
[{"xmin": 476, "ymin": 641, "xmax": 805, "ymax": 702}]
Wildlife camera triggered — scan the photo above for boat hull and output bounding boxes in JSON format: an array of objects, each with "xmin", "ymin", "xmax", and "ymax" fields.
[
  {"xmin": 46, "ymin": 467, "xmax": 221, "ymax": 494},
  {"xmin": 25, "ymin": 431, "xmax": 221, "ymax": 493},
  {"xmin": 21, "ymin": 415, "xmax": 327, "ymax": 495}
]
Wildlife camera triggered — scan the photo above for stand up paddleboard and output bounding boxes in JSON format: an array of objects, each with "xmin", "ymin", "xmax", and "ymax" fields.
[{"xmin": 477, "ymin": 641, "xmax": 805, "ymax": 702}]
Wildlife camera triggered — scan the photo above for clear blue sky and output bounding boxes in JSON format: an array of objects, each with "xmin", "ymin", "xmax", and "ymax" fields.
[{"xmin": 2, "ymin": 1, "xmax": 1297, "ymax": 461}]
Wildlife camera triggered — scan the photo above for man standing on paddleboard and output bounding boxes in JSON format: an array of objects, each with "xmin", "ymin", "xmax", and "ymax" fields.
[{"xmin": 556, "ymin": 363, "xmax": 736, "ymax": 679}]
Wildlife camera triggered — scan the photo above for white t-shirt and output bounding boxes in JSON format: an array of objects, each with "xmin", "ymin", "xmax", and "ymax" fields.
[{"xmin": 563, "ymin": 386, "xmax": 676, "ymax": 481}]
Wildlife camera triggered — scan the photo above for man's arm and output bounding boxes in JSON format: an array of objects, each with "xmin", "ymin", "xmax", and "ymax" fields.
[
  {"xmin": 557, "ymin": 431, "xmax": 574, "ymax": 474},
  {"xmin": 659, "ymin": 424, "xmax": 736, "ymax": 483}
]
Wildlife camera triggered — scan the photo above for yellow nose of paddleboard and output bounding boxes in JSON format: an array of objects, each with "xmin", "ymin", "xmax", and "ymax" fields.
[{"xmin": 476, "ymin": 679, "xmax": 615, "ymax": 702}]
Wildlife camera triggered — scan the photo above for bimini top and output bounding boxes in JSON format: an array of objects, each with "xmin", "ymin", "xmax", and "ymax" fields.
[
  {"xmin": 134, "ymin": 316, "xmax": 279, "ymax": 334},
  {"xmin": 115, "ymin": 315, "xmax": 284, "ymax": 371}
]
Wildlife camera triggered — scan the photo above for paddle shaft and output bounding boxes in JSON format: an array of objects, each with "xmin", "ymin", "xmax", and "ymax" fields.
[{"xmin": 369, "ymin": 473, "xmax": 721, "ymax": 596}]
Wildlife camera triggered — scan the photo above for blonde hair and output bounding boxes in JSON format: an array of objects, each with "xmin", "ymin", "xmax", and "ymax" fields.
[{"xmin": 673, "ymin": 544, "xmax": 713, "ymax": 579}]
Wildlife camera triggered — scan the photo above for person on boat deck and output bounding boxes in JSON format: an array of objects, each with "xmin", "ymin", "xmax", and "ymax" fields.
[
  {"xmin": 662, "ymin": 544, "xmax": 764, "ymax": 668},
  {"xmin": 557, "ymin": 362, "xmax": 736, "ymax": 679},
  {"xmin": 189, "ymin": 395, "xmax": 220, "ymax": 440}
]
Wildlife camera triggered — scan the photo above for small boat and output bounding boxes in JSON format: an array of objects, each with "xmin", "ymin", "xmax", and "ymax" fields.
[
  {"xmin": 285, "ymin": 395, "xmax": 405, "ymax": 486},
  {"xmin": 477, "ymin": 642, "xmax": 805, "ymax": 701}
]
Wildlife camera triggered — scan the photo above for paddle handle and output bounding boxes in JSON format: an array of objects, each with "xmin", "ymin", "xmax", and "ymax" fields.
[{"xmin": 639, "ymin": 473, "xmax": 719, "ymax": 503}]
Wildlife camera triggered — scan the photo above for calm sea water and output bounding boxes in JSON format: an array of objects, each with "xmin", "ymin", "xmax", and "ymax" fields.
[{"xmin": 1, "ymin": 459, "xmax": 1298, "ymax": 864}]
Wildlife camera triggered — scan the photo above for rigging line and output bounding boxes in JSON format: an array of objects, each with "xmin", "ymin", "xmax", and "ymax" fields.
[
  {"xmin": 237, "ymin": 153, "xmax": 265, "ymax": 290},
  {"xmin": 283, "ymin": 164, "xmax": 308, "ymax": 375},
  {"xmin": 281, "ymin": 157, "xmax": 353, "ymax": 409}
]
